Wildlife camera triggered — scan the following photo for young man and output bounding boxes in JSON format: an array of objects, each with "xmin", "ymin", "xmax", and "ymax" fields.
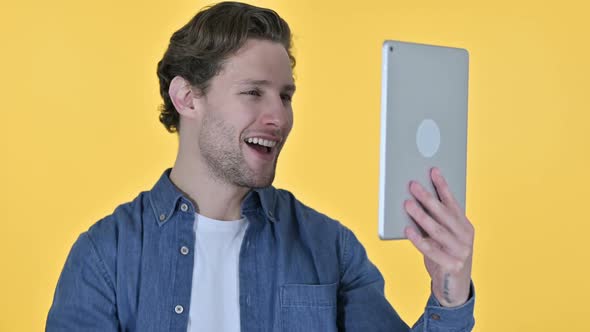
[{"xmin": 47, "ymin": 2, "xmax": 475, "ymax": 331}]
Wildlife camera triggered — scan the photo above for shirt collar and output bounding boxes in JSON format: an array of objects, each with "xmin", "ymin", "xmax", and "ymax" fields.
[{"xmin": 149, "ymin": 168, "xmax": 278, "ymax": 226}]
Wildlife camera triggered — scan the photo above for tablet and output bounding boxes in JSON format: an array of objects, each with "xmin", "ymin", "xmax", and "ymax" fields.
[{"xmin": 378, "ymin": 40, "xmax": 469, "ymax": 240}]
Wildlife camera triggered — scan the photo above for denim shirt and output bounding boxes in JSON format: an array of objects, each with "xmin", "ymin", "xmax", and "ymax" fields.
[{"xmin": 47, "ymin": 169, "xmax": 475, "ymax": 331}]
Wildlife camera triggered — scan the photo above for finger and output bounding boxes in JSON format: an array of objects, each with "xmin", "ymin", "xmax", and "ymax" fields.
[
  {"xmin": 430, "ymin": 167, "xmax": 463, "ymax": 216},
  {"xmin": 409, "ymin": 181, "xmax": 456, "ymax": 232},
  {"xmin": 404, "ymin": 199, "xmax": 466, "ymax": 255},
  {"xmin": 405, "ymin": 227, "xmax": 465, "ymax": 273},
  {"xmin": 431, "ymin": 168, "xmax": 475, "ymax": 239}
]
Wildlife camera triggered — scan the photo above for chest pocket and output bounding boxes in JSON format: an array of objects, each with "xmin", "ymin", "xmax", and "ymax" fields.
[{"xmin": 280, "ymin": 282, "xmax": 338, "ymax": 332}]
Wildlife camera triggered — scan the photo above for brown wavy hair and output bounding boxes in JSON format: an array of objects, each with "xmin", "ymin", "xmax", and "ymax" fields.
[{"xmin": 156, "ymin": 1, "xmax": 295, "ymax": 133}]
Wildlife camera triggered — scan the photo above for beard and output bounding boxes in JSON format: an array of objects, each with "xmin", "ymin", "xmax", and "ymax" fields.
[{"xmin": 198, "ymin": 111, "xmax": 278, "ymax": 189}]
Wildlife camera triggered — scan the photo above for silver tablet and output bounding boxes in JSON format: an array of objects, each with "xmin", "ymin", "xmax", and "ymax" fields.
[{"xmin": 378, "ymin": 40, "xmax": 469, "ymax": 240}]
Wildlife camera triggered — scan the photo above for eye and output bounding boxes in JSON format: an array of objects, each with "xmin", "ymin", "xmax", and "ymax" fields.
[
  {"xmin": 242, "ymin": 89, "xmax": 261, "ymax": 97},
  {"xmin": 281, "ymin": 94, "xmax": 293, "ymax": 102}
]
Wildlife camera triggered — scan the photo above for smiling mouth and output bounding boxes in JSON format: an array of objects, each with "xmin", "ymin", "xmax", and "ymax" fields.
[{"xmin": 243, "ymin": 137, "xmax": 279, "ymax": 155}]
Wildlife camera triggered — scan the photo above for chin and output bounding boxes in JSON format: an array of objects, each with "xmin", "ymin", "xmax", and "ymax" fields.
[
  {"xmin": 240, "ymin": 159, "xmax": 278, "ymax": 188},
  {"xmin": 249, "ymin": 174, "xmax": 275, "ymax": 189},
  {"xmin": 238, "ymin": 169, "xmax": 275, "ymax": 189}
]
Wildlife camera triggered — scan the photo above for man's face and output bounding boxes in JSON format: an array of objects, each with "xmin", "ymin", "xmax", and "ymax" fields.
[{"xmin": 196, "ymin": 39, "xmax": 295, "ymax": 188}]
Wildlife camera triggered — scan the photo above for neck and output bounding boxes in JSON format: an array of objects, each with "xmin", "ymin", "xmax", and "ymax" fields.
[{"xmin": 169, "ymin": 145, "xmax": 249, "ymax": 221}]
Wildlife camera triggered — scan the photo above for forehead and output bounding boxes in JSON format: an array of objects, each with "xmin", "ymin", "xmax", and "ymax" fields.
[{"xmin": 218, "ymin": 39, "xmax": 294, "ymax": 86}]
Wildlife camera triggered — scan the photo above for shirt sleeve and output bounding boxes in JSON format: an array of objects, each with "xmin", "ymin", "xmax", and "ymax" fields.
[
  {"xmin": 337, "ymin": 226, "xmax": 475, "ymax": 332},
  {"xmin": 417, "ymin": 282, "xmax": 475, "ymax": 331},
  {"xmin": 46, "ymin": 233, "xmax": 119, "ymax": 331}
]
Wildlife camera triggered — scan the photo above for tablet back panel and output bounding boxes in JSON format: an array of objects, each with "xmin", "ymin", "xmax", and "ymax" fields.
[{"xmin": 379, "ymin": 40, "xmax": 469, "ymax": 240}]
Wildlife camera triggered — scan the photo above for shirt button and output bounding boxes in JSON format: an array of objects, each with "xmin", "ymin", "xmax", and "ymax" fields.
[
  {"xmin": 159, "ymin": 214, "xmax": 166, "ymax": 222},
  {"xmin": 180, "ymin": 203, "xmax": 188, "ymax": 212},
  {"xmin": 180, "ymin": 246, "xmax": 189, "ymax": 255},
  {"xmin": 174, "ymin": 305, "xmax": 184, "ymax": 314},
  {"xmin": 430, "ymin": 313, "xmax": 441, "ymax": 321}
]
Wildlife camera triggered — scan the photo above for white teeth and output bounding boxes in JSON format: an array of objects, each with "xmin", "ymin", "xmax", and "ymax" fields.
[{"xmin": 245, "ymin": 137, "xmax": 278, "ymax": 148}]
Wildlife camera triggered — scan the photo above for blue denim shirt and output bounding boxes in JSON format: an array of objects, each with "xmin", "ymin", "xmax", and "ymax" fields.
[{"xmin": 47, "ymin": 169, "xmax": 475, "ymax": 331}]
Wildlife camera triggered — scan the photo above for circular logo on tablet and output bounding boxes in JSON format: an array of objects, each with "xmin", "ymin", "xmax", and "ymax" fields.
[{"xmin": 416, "ymin": 119, "xmax": 440, "ymax": 158}]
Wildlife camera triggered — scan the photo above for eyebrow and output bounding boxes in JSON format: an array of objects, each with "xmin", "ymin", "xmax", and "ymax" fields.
[{"xmin": 237, "ymin": 79, "xmax": 296, "ymax": 93}]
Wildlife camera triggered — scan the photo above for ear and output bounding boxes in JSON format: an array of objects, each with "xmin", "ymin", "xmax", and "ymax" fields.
[{"xmin": 169, "ymin": 76, "xmax": 201, "ymax": 119}]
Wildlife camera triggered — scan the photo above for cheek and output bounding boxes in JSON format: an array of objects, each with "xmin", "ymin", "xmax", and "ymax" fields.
[
  {"xmin": 285, "ymin": 109, "xmax": 294, "ymax": 132},
  {"xmin": 208, "ymin": 99, "xmax": 251, "ymax": 125}
]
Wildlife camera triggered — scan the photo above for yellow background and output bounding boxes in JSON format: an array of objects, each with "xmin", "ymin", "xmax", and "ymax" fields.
[{"xmin": 1, "ymin": 0, "xmax": 588, "ymax": 330}]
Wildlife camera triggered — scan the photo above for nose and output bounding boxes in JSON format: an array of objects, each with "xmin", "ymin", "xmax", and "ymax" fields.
[{"xmin": 260, "ymin": 94, "xmax": 292, "ymax": 128}]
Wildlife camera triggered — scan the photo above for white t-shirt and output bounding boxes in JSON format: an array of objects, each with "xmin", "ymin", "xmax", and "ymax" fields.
[{"xmin": 187, "ymin": 213, "xmax": 248, "ymax": 332}]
